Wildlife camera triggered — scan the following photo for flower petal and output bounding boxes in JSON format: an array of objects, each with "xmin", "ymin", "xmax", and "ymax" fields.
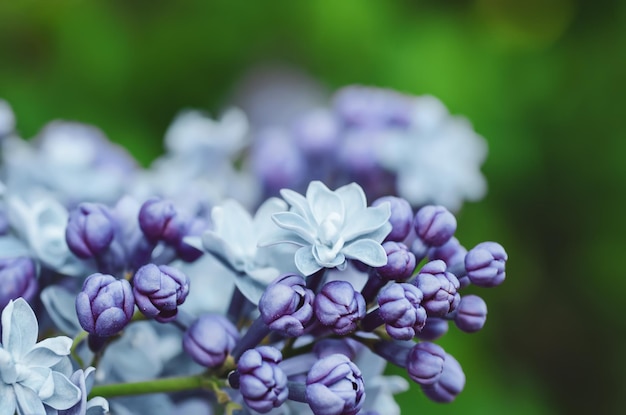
[
  {"xmin": 23, "ymin": 337, "xmax": 72, "ymax": 368},
  {"xmin": 271, "ymin": 212, "xmax": 316, "ymax": 243},
  {"xmin": 294, "ymin": 246, "xmax": 323, "ymax": 276},
  {"xmin": 279, "ymin": 188, "xmax": 315, "ymax": 224},
  {"xmin": 42, "ymin": 371, "xmax": 81, "ymax": 410},
  {"xmin": 231, "ymin": 274, "xmax": 269, "ymax": 306},
  {"xmin": 86, "ymin": 397, "xmax": 109, "ymax": 415},
  {"xmin": 40, "ymin": 286, "xmax": 82, "ymax": 336},
  {"xmin": 342, "ymin": 239, "xmax": 388, "ymax": 267},
  {"xmin": 335, "ymin": 182, "xmax": 367, "ymax": 217},
  {"xmin": 0, "ymin": 382, "xmax": 16, "ymax": 415},
  {"xmin": 2, "ymin": 298, "xmax": 38, "ymax": 360},
  {"xmin": 342, "ymin": 203, "xmax": 391, "ymax": 241},
  {"xmin": 306, "ymin": 181, "xmax": 345, "ymax": 226},
  {"xmin": 14, "ymin": 383, "xmax": 46, "ymax": 415}
]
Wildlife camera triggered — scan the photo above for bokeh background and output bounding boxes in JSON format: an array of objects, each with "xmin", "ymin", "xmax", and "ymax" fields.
[{"xmin": 1, "ymin": 0, "xmax": 624, "ymax": 414}]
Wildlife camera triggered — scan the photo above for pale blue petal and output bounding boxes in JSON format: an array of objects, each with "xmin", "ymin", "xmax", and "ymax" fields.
[
  {"xmin": 2, "ymin": 298, "xmax": 38, "ymax": 360},
  {"xmin": 295, "ymin": 246, "xmax": 323, "ymax": 276},
  {"xmin": 306, "ymin": 181, "xmax": 345, "ymax": 225},
  {"xmin": 14, "ymin": 383, "xmax": 46, "ymax": 415},
  {"xmin": 335, "ymin": 182, "xmax": 368, "ymax": 217},
  {"xmin": 232, "ymin": 274, "xmax": 270, "ymax": 306},
  {"xmin": 279, "ymin": 188, "xmax": 315, "ymax": 224},
  {"xmin": 0, "ymin": 383, "xmax": 16, "ymax": 415},
  {"xmin": 83, "ymin": 367, "xmax": 96, "ymax": 392},
  {"xmin": 252, "ymin": 197, "xmax": 288, "ymax": 237},
  {"xmin": 40, "ymin": 286, "xmax": 82, "ymax": 336},
  {"xmin": 24, "ymin": 337, "xmax": 71, "ymax": 368},
  {"xmin": 360, "ymin": 221, "xmax": 393, "ymax": 244},
  {"xmin": 181, "ymin": 235, "xmax": 203, "ymax": 251},
  {"xmin": 245, "ymin": 266, "xmax": 280, "ymax": 286},
  {"xmin": 257, "ymin": 228, "xmax": 309, "ymax": 247},
  {"xmin": 312, "ymin": 245, "xmax": 346, "ymax": 269},
  {"xmin": 0, "ymin": 235, "xmax": 30, "ymax": 259},
  {"xmin": 271, "ymin": 212, "xmax": 316, "ymax": 243},
  {"xmin": 42, "ymin": 371, "xmax": 81, "ymax": 410},
  {"xmin": 18, "ymin": 366, "xmax": 53, "ymax": 400},
  {"xmin": 86, "ymin": 397, "xmax": 109, "ymax": 415},
  {"xmin": 212, "ymin": 200, "xmax": 255, "ymax": 254},
  {"xmin": 342, "ymin": 239, "xmax": 388, "ymax": 267},
  {"xmin": 201, "ymin": 232, "xmax": 245, "ymax": 272},
  {"xmin": 342, "ymin": 203, "xmax": 391, "ymax": 241}
]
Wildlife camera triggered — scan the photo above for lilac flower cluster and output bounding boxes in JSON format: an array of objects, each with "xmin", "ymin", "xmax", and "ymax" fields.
[{"xmin": 0, "ymin": 85, "xmax": 506, "ymax": 415}]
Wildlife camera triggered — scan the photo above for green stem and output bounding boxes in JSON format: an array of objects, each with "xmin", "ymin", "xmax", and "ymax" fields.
[
  {"xmin": 89, "ymin": 374, "xmax": 226, "ymax": 399},
  {"xmin": 70, "ymin": 331, "xmax": 88, "ymax": 368}
]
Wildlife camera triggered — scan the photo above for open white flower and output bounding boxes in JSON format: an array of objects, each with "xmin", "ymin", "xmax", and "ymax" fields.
[
  {"xmin": 0, "ymin": 298, "xmax": 81, "ymax": 415},
  {"xmin": 261, "ymin": 181, "xmax": 391, "ymax": 276}
]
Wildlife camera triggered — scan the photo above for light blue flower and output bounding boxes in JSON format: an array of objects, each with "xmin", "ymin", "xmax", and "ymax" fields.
[
  {"xmin": 0, "ymin": 298, "xmax": 81, "ymax": 415},
  {"xmin": 260, "ymin": 181, "xmax": 392, "ymax": 276},
  {"xmin": 186, "ymin": 197, "xmax": 297, "ymax": 305},
  {"xmin": 60, "ymin": 367, "xmax": 109, "ymax": 415}
]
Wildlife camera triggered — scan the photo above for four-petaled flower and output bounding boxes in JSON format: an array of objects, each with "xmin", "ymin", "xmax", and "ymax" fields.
[{"xmin": 261, "ymin": 181, "xmax": 391, "ymax": 276}]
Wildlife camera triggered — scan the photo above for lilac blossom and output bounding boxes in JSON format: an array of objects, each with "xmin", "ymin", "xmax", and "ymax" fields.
[
  {"xmin": 183, "ymin": 314, "xmax": 239, "ymax": 368},
  {"xmin": 465, "ymin": 241, "xmax": 508, "ymax": 287},
  {"xmin": 412, "ymin": 260, "xmax": 460, "ymax": 317},
  {"xmin": 0, "ymin": 256, "xmax": 37, "ymax": 310},
  {"xmin": 314, "ymin": 280, "xmax": 366, "ymax": 335},
  {"xmin": 132, "ymin": 263, "xmax": 190, "ymax": 323},
  {"xmin": 261, "ymin": 181, "xmax": 391, "ymax": 276},
  {"xmin": 237, "ymin": 346, "xmax": 288, "ymax": 413},
  {"xmin": 258, "ymin": 274, "xmax": 315, "ymax": 337}
]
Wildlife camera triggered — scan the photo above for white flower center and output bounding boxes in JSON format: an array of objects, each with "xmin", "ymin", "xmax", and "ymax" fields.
[{"xmin": 316, "ymin": 212, "xmax": 345, "ymax": 263}]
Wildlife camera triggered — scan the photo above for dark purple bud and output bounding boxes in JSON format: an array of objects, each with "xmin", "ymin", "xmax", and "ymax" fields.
[
  {"xmin": 413, "ymin": 205, "xmax": 457, "ymax": 247},
  {"xmin": 421, "ymin": 353, "xmax": 465, "ymax": 403},
  {"xmin": 0, "ymin": 257, "xmax": 38, "ymax": 310},
  {"xmin": 314, "ymin": 281, "xmax": 365, "ymax": 335},
  {"xmin": 238, "ymin": 346, "xmax": 288, "ymax": 413},
  {"xmin": 465, "ymin": 242, "xmax": 507, "ymax": 287},
  {"xmin": 183, "ymin": 313, "xmax": 239, "ymax": 368},
  {"xmin": 133, "ymin": 263, "xmax": 189, "ymax": 323},
  {"xmin": 259, "ymin": 274, "xmax": 315, "ymax": 337},
  {"xmin": 416, "ymin": 318, "xmax": 449, "ymax": 341},
  {"xmin": 413, "ymin": 260, "xmax": 460, "ymax": 317},
  {"xmin": 375, "ymin": 241, "xmax": 416, "ymax": 282},
  {"xmin": 66, "ymin": 203, "xmax": 116, "ymax": 259},
  {"xmin": 138, "ymin": 198, "xmax": 187, "ymax": 244},
  {"xmin": 454, "ymin": 295, "xmax": 487, "ymax": 333},
  {"xmin": 405, "ymin": 342, "xmax": 446, "ymax": 386},
  {"xmin": 378, "ymin": 283, "xmax": 426, "ymax": 340},
  {"xmin": 305, "ymin": 353, "xmax": 365, "ymax": 415},
  {"xmin": 372, "ymin": 196, "xmax": 413, "ymax": 242},
  {"xmin": 76, "ymin": 273, "xmax": 135, "ymax": 337}
]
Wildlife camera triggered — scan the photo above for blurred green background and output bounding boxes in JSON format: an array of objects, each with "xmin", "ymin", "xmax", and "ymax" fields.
[{"xmin": 1, "ymin": 0, "xmax": 624, "ymax": 414}]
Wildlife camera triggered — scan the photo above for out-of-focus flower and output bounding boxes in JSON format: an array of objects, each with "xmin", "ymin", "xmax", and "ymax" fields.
[
  {"xmin": 76, "ymin": 273, "xmax": 135, "ymax": 337},
  {"xmin": 420, "ymin": 353, "xmax": 465, "ymax": 403},
  {"xmin": 182, "ymin": 314, "xmax": 239, "ymax": 368},
  {"xmin": 0, "ymin": 298, "xmax": 81, "ymax": 414},
  {"xmin": 261, "ymin": 181, "xmax": 391, "ymax": 276},
  {"xmin": 0, "ymin": 256, "xmax": 37, "ymax": 310},
  {"xmin": 377, "ymin": 95, "xmax": 488, "ymax": 211},
  {"xmin": 189, "ymin": 197, "xmax": 295, "ymax": 305},
  {"xmin": 0, "ymin": 99, "xmax": 15, "ymax": 138}
]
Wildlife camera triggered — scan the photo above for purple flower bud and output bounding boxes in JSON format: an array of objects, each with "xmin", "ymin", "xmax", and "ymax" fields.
[
  {"xmin": 332, "ymin": 85, "xmax": 413, "ymax": 128},
  {"xmin": 416, "ymin": 318, "xmax": 449, "ymax": 341},
  {"xmin": 66, "ymin": 203, "xmax": 116, "ymax": 259},
  {"xmin": 378, "ymin": 283, "xmax": 426, "ymax": 340},
  {"xmin": 138, "ymin": 198, "xmax": 187, "ymax": 244},
  {"xmin": 133, "ymin": 263, "xmax": 189, "ymax": 323},
  {"xmin": 413, "ymin": 260, "xmax": 460, "ymax": 317},
  {"xmin": 0, "ymin": 257, "xmax": 38, "ymax": 310},
  {"xmin": 372, "ymin": 196, "xmax": 413, "ymax": 242},
  {"xmin": 375, "ymin": 241, "xmax": 416, "ymax": 282},
  {"xmin": 405, "ymin": 342, "xmax": 446, "ymax": 385},
  {"xmin": 183, "ymin": 314, "xmax": 239, "ymax": 368},
  {"xmin": 428, "ymin": 237, "xmax": 467, "ymax": 270},
  {"xmin": 259, "ymin": 274, "xmax": 315, "ymax": 337},
  {"xmin": 76, "ymin": 273, "xmax": 135, "ymax": 337},
  {"xmin": 413, "ymin": 205, "xmax": 457, "ymax": 247},
  {"xmin": 305, "ymin": 353, "xmax": 365, "ymax": 415},
  {"xmin": 238, "ymin": 346, "xmax": 288, "ymax": 413},
  {"xmin": 314, "ymin": 281, "xmax": 366, "ymax": 335},
  {"xmin": 454, "ymin": 295, "xmax": 488, "ymax": 333},
  {"xmin": 421, "ymin": 353, "xmax": 465, "ymax": 403},
  {"xmin": 465, "ymin": 241, "xmax": 507, "ymax": 287}
]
